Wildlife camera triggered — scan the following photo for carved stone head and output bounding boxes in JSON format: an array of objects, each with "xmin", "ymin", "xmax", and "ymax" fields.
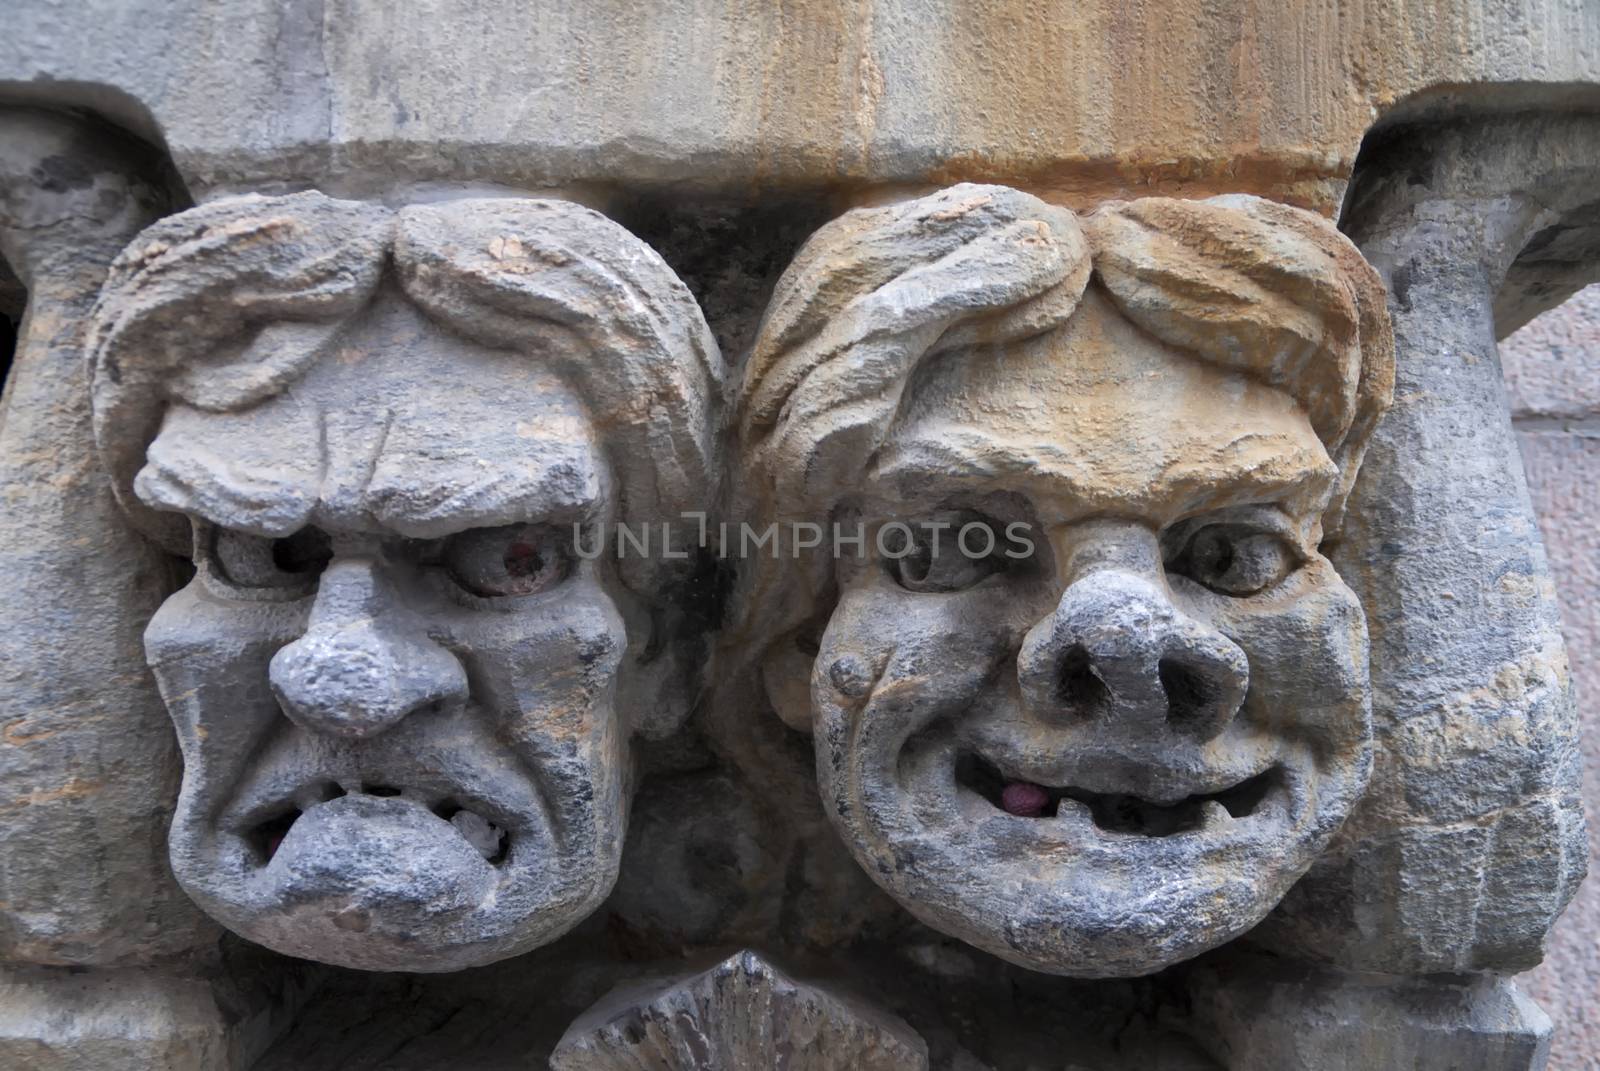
[
  {"xmin": 89, "ymin": 192, "xmax": 722, "ymax": 971},
  {"xmin": 737, "ymin": 184, "xmax": 1393, "ymax": 976}
]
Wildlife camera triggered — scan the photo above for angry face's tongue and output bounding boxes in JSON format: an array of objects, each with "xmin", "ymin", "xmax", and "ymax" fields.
[
  {"xmin": 265, "ymin": 793, "xmax": 496, "ymax": 912},
  {"xmin": 1001, "ymin": 780, "xmax": 1051, "ymax": 817}
]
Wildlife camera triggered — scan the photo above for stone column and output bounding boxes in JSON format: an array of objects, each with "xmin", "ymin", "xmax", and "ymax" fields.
[
  {"xmin": 0, "ymin": 106, "xmax": 300, "ymax": 1070},
  {"xmin": 1202, "ymin": 115, "xmax": 1600, "ymax": 1069}
]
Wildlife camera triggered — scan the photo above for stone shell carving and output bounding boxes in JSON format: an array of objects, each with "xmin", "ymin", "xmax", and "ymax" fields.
[
  {"xmin": 83, "ymin": 191, "xmax": 724, "ymax": 972},
  {"xmin": 549, "ymin": 949, "xmax": 929, "ymax": 1071}
]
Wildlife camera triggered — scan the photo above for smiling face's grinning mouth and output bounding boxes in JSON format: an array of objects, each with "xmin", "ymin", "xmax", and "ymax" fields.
[
  {"xmin": 245, "ymin": 782, "xmax": 511, "ymax": 866},
  {"xmin": 954, "ymin": 752, "xmax": 1281, "ymax": 836}
]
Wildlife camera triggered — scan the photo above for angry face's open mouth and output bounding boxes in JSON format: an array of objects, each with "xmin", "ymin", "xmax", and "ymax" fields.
[
  {"xmin": 954, "ymin": 752, "xmax": 1282, "ymax": 836},
  {"xmin": 241, "ymin": 781, "xmax": 512, "ymax": 867}
]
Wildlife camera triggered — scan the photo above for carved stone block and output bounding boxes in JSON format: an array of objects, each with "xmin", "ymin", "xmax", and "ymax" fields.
[
  {"xmin": 734, "ymin": 183, "xmax": 1393, "ymax": 978},
  {"xmin": 0, "ymin": 9, "xmax": 1594, "ymax": 1065}
]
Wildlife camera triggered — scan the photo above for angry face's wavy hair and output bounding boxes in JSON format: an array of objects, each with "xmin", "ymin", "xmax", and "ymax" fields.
[
  {"xmin": 89, "ymin": 190, "xmax": 723, "ymax": 593},
  {"xmin": 88, "ymin": 191, "xmax": 726, "ymax": 732}
]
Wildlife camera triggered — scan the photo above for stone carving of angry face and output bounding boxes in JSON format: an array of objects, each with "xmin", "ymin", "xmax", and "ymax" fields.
[
  {"xmin": 88, "ymin": 192, "xmax": 722, "ymax": 971},
  {"xmin": 736, "ymin": 185, "xmax": 1393, "ymax": 976}
]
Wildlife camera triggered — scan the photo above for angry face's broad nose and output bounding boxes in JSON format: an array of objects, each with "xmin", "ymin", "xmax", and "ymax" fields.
[
  {"xmin": 1017, "ymin": 569, "xmax": 1248, "ymax": 742},
  {"xmin": 269, "ymin": 559, "xmax": 467, "ymax": 739}
]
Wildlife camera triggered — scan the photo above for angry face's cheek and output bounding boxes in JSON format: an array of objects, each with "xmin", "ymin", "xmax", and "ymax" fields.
[
  {"xmin": 438, "ymin": 576, "xmax": 628, "ymax": 743},
  {"xmin": 144, "ymin": 581, "xmax": 306, "ymax": 778}
]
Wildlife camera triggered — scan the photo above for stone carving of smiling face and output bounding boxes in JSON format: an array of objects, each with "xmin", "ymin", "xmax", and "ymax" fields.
[
  {"xmin": 736, "ymin": 185, "xmax": 1394, "ymax": 976},
  {"xmin": 88, "ymin": 193, "xmax": 722, "ymax": 971}
]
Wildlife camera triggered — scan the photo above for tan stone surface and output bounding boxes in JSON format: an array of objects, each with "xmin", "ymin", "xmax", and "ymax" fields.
[{"xmin": 3, "ymin": 0, "xmax": 1599, "ymax": 211}]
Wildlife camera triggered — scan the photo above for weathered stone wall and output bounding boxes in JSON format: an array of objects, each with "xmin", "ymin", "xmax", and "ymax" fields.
[
  {"xmin": 1, "ymin": 4, "xmax": 1597, "ymax": 1068},
  {"xmin": 5, "ymin": 0, "xmax": 1600, "ymax": 213},
  {"xmin": 1507, "ymin": 285, "xmax": 1600, "ymax": 1070}
]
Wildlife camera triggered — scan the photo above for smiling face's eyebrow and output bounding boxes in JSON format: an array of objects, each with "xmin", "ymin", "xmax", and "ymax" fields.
[{"xmin": 871, "ymin": 423, "xmax": 1336, "ymax": 526}]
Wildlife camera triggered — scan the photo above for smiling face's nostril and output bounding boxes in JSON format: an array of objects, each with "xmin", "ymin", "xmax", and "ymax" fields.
[
  {"xmin": 250, "ymin": 808, "xmax": 302, "ymax": 863},
  {"xmin": 1159, "ymin": 656, "xmax": 1215, "ymax": 726},
  {"xmin": 1058, "ymin": 644, "xmax": 1109, "ymax": 714}
]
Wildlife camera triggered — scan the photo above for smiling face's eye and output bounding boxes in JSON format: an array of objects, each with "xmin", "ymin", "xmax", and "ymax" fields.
[
  {"xmin": 884, "ymin": 513, "xmax": 1010, "ymax": 594},
  {"xmin": 443, "ymin": 523, "xmax": 572, "ymax": 598},
  {"xmin": 211, "ymin": 526, "xmax": 332, "ymax": 591},
  {"xmin": 1168, "ymin": 524, "xmax": 1296, "ymax": 597}
]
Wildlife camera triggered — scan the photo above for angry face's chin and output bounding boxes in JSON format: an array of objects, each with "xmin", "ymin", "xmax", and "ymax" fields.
[{"xmin": 167, "ymin": 708, "xmax": 627, "ymax": 972}]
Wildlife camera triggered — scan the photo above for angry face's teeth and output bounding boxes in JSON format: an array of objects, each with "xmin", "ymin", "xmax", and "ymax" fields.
[{"xmin": 1199, "ymin": 799, "xmax": 1233, "ymax": 830}]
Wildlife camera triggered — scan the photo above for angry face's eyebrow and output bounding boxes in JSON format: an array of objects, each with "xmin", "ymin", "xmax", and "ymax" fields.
[{"xmin": 134, "ymin": 398, "xmax": 612, "ymax": 540}]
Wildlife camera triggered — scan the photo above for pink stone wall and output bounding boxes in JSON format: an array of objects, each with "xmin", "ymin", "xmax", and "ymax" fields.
[{"xmin": 1506, "ymin": 284, "xmax": 1600, "ymax": 1070}]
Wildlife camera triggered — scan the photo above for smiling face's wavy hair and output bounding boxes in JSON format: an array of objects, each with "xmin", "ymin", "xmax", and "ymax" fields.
[{"xmin": 732, "ymin": 183, "xmax": 1394, "ymax": 662}]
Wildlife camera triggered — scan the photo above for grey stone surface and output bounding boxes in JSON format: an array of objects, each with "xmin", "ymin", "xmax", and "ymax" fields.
[
  {"xmin": 1505, "ymin": 284, "xmax": 1600, "ymax": 421},
  {"xmin": 1255, "ymin": 116, "xmax": 1593, "ymax": 975},
  {"xmin": 84, "ymin": 191, "xmax": 724, "ymax": 972},
  {"xmin": 550, "ymin": 949, "xmax": 929, "ymax": 1070},
  {"xmin": 4, "ymin": 1, "xmax": 1600, "ymax": 214},
  {"xmin": 1185, "ymin": 951, "xmax": 1553, "ymax": 1071},
  {"xmin": 0, "ymin": 107, "xmax": 215, "ymax": 966},
  {"xmin": 0, "ymin": 956, "xmax": 311, "ymax": 1071}
]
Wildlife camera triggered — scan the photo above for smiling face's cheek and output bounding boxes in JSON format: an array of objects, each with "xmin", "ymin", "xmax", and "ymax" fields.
[
  {"xmin": 1206, "ymin": 558, "xmax": 1371, "ymax": 773},
  {"xmin": 811, "ymin": 570, "xmax": 1027, "ymax": 837}
]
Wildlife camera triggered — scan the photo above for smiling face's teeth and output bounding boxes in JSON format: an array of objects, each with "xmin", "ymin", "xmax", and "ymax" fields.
[{"xmin": 1054, "ymin": 797, "xmax": 1097, "ymax": 834}]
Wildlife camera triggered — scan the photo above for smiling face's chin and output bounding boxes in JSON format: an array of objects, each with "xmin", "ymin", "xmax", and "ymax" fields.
[
  {"xmin": 825, "ymin": 715, "xmax": 1348, "ymax": 977},
  {"xmin": 806, "ymin": 557, "xmax": 1373, "ymax": 979}
]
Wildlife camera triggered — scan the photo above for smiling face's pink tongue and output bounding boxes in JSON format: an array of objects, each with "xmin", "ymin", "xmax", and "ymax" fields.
[{"xmin": 1001, "ymin": 781, "xmax": 1051, "ymax": 817}]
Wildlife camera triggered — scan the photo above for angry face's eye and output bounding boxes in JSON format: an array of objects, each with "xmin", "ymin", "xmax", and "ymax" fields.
[
  {"xmin": 442, "ymin": 524, "xmax": 572, "ymax": 598},
  {"xmin": 1167, "ymin": 524, "xmax": 1297, "ymax": 597},
  {"xmin": 209, "ymin": 526, "xmax": 332, "ymax": 594}
]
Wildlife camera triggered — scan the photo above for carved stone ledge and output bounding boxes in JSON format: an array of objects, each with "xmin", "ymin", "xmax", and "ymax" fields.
[
  {"xmin": 0, "ymin": 959, "xmax": 314, "ymax": 1071},
  {"xmin": 1182, "ymin": 951, "xmax": 1553, "ymax": 1071}
]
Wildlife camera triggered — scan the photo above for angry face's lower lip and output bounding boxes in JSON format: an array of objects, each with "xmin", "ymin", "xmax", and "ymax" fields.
[{"xmin": 954, "ymin": 752, "xmax": 1281, "ymax": 835}]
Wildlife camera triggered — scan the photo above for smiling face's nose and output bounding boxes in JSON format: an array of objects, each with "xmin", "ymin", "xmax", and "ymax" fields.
[
  {"xmin": 1017, "ymin": 522, "xmax": 1248, "ymax": 744},
  {"xmin": 269, "ymin": 558, "xmax": 468, "ymax": 738}
]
